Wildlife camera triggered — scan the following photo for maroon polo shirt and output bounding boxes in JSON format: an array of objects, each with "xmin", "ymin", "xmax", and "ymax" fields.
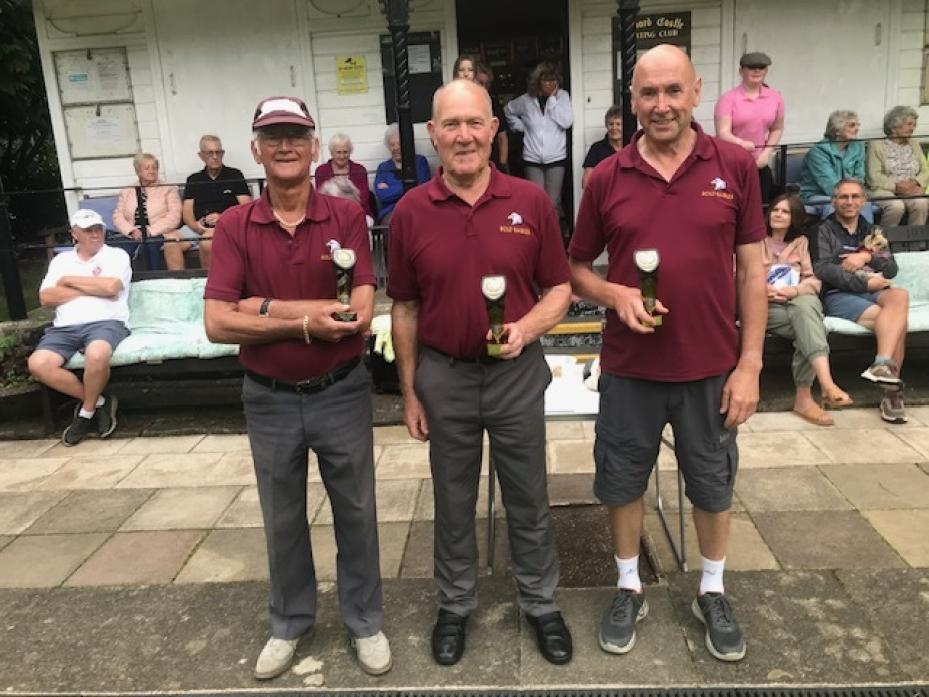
[
  {"xmin": 204, "ymin": 187, "xmax": 375, "ymax": 381},
  {"xmin": 570, "ymin": 123, "xmax": 765, "ymax": 382},
  {"xmin": 388, "ymin": 167, "xmax": 570, "ymax": 359}
]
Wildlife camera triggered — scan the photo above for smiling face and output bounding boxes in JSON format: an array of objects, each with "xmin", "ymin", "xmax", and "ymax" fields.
[
  {"xmin": 631, "ymin": 46, "xmax": 702, "ymax": 147},
  {"xmin": 838, "ymin": 117, "xmax": 860, "ymax": 142},
  {"xmin": 253, "ymin": 124, "xmax": 317, "ymax": 184},
  {"xmin": 427, "ymin": 80, "xmax": 498, "ymax": 181},
  {"xmin": 832, "ymin": 181, "xmax": 866, "ymax": 222},
  {"xmin": 606, "ymin": 117, "xmax": 623, "ymax": 143}
]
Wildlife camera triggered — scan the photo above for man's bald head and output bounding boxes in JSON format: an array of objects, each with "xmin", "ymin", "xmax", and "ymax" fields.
[
  {"xmin": 427, "ymin": 78, "xmax": 498, "ymax": 183},
  {"xmin": 431, "ymin": 78, "xmax": 493, "ymax": 121},
  {"xmin": 629, "ymin": 44, "xmax": 701, "ymax": 147},
  {"xmin": 631, "ymin": 44, "xmax": 696, "ymax": 92}
]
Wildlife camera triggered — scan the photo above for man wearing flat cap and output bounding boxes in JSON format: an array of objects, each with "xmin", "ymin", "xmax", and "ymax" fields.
[
  {"xmin": 204, "ymin": 96, "xmax": 391, "ymax": 680},
  {"xmin": 28, "ymin": 209, "xmax": 131, "ymax": 446}
]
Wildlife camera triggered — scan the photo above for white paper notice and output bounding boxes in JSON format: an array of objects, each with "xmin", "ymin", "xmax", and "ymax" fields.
[{"xmin": 408, "ymin": 44, "xmax": 431, "ymax": 74}]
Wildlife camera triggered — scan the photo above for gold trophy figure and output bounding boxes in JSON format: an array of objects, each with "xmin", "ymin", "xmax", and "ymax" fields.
[
  {"xmin": 481, "ymin": 275, "xmax": 507, "ymax": 356},
  {"xmin": 633, "ymin": 248, "xmax": 661, "ymax": 327},
  {"xmin": 332, "ymin": 248, "xmax": 358, "ymax": 321}
]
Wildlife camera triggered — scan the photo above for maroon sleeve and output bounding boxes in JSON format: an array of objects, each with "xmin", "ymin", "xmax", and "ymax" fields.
[
  {"xmin": 385, "ymin": 198, "xmax": 419, "ymax": 301},
  {"xmin": 735, "ymin": 152, "xmax": 766, "ymax": 245},
  {"xmin": 204, "ymin": 208, "xmax": 248, "ymax": 302},
  {"xmin": 533, "ymin": 191, "xmax": 570, "ymax": 289},
  {"xmin": 350, "ymin": 163, "xmax": 373, "ymax": 217},
  {"xmin": 568, "ymin": 172, "xmax": 606, "ymax": 261},
  {"xmin": 340, "ymin": 203, "xmax": 376, "ymax": 287}
]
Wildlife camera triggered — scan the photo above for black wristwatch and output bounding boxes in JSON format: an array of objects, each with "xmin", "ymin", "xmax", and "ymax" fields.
[{"xmin": 259, "ymin": 298, "xmax": 272, "ymax": 317}]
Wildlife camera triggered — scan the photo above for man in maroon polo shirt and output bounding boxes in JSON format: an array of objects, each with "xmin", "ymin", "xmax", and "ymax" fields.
[
  {"xmin": 389, "ymin": 79, "xmax": 573, "ymax": 666},
  {"xmin": 569, "ymin": 45, "xmax": 767, "ymax": 663},
  {"xmin": 204, "ymin": 96, "xmax": 391, "ymax": 680}
]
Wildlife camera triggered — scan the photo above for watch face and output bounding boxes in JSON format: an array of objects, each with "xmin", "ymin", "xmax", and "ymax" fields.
[{"xmin": 481, "ymin": 274, "xmax": 506, "ymax": 300}]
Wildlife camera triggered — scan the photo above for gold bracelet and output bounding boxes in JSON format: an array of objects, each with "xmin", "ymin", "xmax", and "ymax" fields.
[{"xmin": 302, "ymin": 315, "xmax": 313, "ymax": 344}]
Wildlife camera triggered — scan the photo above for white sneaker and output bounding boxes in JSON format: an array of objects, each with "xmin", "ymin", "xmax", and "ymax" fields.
[
  {"xmin": 352, "ymin": 630, "xmax": 392, "ymax": 675},
  {"xmin": 254, "ymin": 636, "xmax": 298, "ymax": 680}
]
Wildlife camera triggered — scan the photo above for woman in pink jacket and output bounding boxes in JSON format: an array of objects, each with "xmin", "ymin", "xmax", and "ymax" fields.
[{"xmin": 113, "ymin": 153, "xmax": 182, "ymax": 270}]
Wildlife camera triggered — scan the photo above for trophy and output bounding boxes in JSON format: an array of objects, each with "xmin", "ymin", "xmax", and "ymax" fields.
[
  {"xmin": 633, "ymin": 249, "xmax": 661, "ymax": 327},
  {"xmin": 332, "ymin": 248, "xmax": 358, "ymax": 321},
  {"xmin": 481, "ymin": 275, "xmax": 506, "ymax": 356}
]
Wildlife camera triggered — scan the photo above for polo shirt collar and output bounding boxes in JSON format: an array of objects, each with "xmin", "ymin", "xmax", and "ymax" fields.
[
  {"xmin": 617, "ymin": 121, "xmax": 713, "ymax": 169},
  {"xmin": 251, "ymin": 184, "xmax": 330, "ymax": 224},
  {"xmin": 426, "ymin": 164, "xmax": 513, "ymax": 203}
]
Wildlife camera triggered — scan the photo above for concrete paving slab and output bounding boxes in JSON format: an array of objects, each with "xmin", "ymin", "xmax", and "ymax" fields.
[
  {"xmin": 0, "ymin": 490, "xmax": 68, "ymax": 534},
  {"xmin": 902, "ymin": 406, "xmax": 929, "ymax": 425},
  {"xmin": 117, "ymin": 434, "xmax": 205, "ymax": 455},
  {"xmin": 119, "ymin": 486, "xmax": 240, "ymax": 531},
  {"xmin": 25, "ymin": 488, "xmax": 153, "ymax": 534},
  {"xmin": 0, "ymin": 533, "xmax": 108, "ymax": 587},
  {"xmin": 215, "ymin": 482, "xmax": 326, "ymax": 528},
  {"xmin": 820, "ymin": 462, "xmax": 929, "ymax": 509},
  {"xmin": 581, "ymin": 419, "xmax": 596, "ymax": 440},
  {"xmin": 837, "ymin": 568, "xmax": 929, "ymax": 679},
  {"xmin": 745, "ymin": 411, "xmax": 833, "ymax": 432},
  {"xmin": 804, "ymin": 428, "xmax": 923, "ymax": 464},
  {"xmin": 753, "ymin": 511, "xmax": 908, "ymax": 570},
  {"xmin": 308, "ymin": 521, "xmax": 411, "ymax": 581},
  {"xmin": 372, "ymin": 425, "xmax": 420, "ymax": 446},
  {"xmin": 190, "ymin": 433, "xmax": 251, "ymax": 452},
  {"xmin": 735, "ymin": 432, "xmax": 831, "ymax": 468},
  {"xmin": 519, "ymin": 587, "xmax": 700, "ymax": 686},
  {"xmin": 921, "ymin": 462, "xmax": 929, "ymax": 476},
  {"xmin": 548, "ymin": 473, "xmax": 598, "ymax": 506},
  {"xmin": 0, "ymin": 438, "xmax": 57, "ymax": 458},
  {"xmin": 547, "ymin": 439, "xmax": 595, "ymax": 474},
  {"xmin": 116, "ymin": 451, "xmax": 253, "ymax": 488},
  {"xmin": 862, "ymin": 509, "xmax": 929, "ymax": 567},
  {"xmin": 44, "ymin": 437, "xmax": 130, "ymax": 457},
  {"xmin": 376, "ymin": 443, "xmax": 431, "ymax": 479},
  {"xmin": 0, "ymin": 536, "xmax": 12, "ymax": 552},
  {"xmin": 65, "ymin": 530, "xmax": 204, "ymax": 586},
  {"xmin": 830, "ymin": 408, "xmax": 925, "ymax": 429},
  {"xmin": 735, "ymin": 468, "xmax": 853, "ymax": 512},
  {"xmin": 545, "ymin": 420, "xmax": 587, "ymax": 440},
  {"xmin": 174, "ymin": 528, "xmax": 268, "ymax": 583},
  {"xmin": 893, "ymin": 426, "xmax": 929, "ymax": 459},
  {"xmin": 667, "ymin": 570, "xmax": 905, "ymax": 682},
  {"xmin": 315, "ymin": 478, "xmax": 419, "ymax": 525},
  {"xmin": 0, "ymin": 457, "xmax": 69, "ymax": 491},
  {"xmin": 35, "ymin": 454, "xmax": 145, "ymax": 490}
]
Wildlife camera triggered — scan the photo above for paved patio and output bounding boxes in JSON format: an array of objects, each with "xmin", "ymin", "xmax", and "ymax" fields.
[{"xmin": 1, "ymin": 408, "xmax": 928, "ymax": 691}]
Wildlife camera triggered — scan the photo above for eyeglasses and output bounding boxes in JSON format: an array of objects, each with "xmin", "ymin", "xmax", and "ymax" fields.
[
  {"xmin": 201, "ymin": 149, "xmax": 225, "ymax": 157},
  {"xmin": 259, "ymin": 133, "xmax": 312, "ymax": 148}
]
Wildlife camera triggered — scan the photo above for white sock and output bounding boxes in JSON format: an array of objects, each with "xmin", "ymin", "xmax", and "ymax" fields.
[
  {"xmin": 615, "ymin": 554, "xmax": 641, "ymax": 592},
  {"xmin": 96, "ymin": 395, "xmax": 105, "ymax": 407},
  {"xmin": 699, "ymin": 556, "xmax": 726, "ymax": 595},
  {"xmin": 78, "ymin": 407, "xmax": 95, "ymax": 419}
]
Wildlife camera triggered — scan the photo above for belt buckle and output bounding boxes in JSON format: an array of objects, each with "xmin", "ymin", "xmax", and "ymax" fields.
[{"xmin": 293, "ymin": 378, "xmax": 320, "ymax": 394}]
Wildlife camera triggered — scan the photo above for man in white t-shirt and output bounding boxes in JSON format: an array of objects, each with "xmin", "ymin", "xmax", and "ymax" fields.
[{"xmin": 28, "ymin": 209, "xmax": 133, "ymax": 446}]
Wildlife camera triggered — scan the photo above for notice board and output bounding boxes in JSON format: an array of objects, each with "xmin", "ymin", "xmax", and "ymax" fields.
[{"xmin": 380, "ymin": 31, "xmax": 442, "ymax": 124}]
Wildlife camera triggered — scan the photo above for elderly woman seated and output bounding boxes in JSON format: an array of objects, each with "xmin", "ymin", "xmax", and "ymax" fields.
[
  {"xmin": 112, "ymin": 152, "xmax": 182, "ymax": 270},
  {"xmin": 866, "ymin": 105, "xmax": 929, "ymax": 226},
  {"xmin": 314, "ymin": 132, "xmax": 373, "ymax": 218},
  {"xmin": 764, "ymin": 194, "xmax": 852, "ymax": 426},
  {"xmin": 799, "ymin": 110, "xmax": 875, "ymax": 222},
  {"xmin": 373, "ymin": 123, "xmax": 431, "ymax": 225}
]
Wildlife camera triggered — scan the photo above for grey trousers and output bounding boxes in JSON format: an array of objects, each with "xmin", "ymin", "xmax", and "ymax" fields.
[
  {"xmin": 414, "ymin": 342, "xmax": 559, "ymax": 618},
  {"xmin": 524, "ymin": 164, "xmax": 566, "ymax": 224},
  {"xmin": 243, "ymin": 362, "xmax": 383, "ymax": 640},
  {"xmin": 766, "ymin": 294, "xmax": 830, "ymax": 387}
]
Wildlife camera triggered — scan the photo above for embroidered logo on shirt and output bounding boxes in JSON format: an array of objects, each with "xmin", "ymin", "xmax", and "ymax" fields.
[
  {"xmin": 507, "ymin": 212, "xmax": 523, "ymax": 225},
  {"xmin": 499, "ymin": 211, "xmax": 531, "ymax": 235},
  {"xmin": 92, "ymin": 266, "xmax": 102, "ymax": 276},
  {"xmin": 321, "ymin": 239, "xmax": 341, "ymax": 260},
  {"xmin": 702, "ymin": 177, "xmax": 734, "ymax": 200},
  {"xmin": 711, "ymin": 177, "xmax": 727, "ymax": 191}
]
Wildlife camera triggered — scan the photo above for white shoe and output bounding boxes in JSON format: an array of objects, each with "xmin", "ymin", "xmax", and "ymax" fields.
[
  {"xmin": 352, "ymin": 630, "xmax": 392, "ymax": 675},
  {"xmin": 254, "ymin": 636, "xmax": 298, "ymax": 680}
]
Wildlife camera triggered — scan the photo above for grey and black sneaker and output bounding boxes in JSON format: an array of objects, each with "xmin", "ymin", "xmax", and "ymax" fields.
[
  {"xmin": 691, "ymin": 593, "xmax": 746, "ymax": 662},
  {"xmin": 62, "ymin": 413, "xmax": 94, "ymax": 447},
  {"xmin": 95, "ymin": 394, "xmax": 119, "ymax": 438},
  {"xmin": 599, "ymin": 588, "xmax": 649, "ymax": 654},
  {"xmin": 861, "ymin": 361, "xmax": 902, "ymax": 385},
  {"xmin": 880, "ymin": 390, "xmax": 907, "ymax": 424}
]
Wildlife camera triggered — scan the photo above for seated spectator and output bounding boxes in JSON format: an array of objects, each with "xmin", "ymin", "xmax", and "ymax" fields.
[
  {"xmin": 582, "ymin": 105, "xmax": 622, "ymax": 188},
  {"xmin": 811, "ymin": 179, "xmax": 909, "ymax": 424},
  {"xmin": 799, "ymin": 110, "xmax": 874, "ymax": 221},
  {"xmin": 867, "ymin": 105, "xmax": 929, "ymax": 226},
  {"xmin": 474, "ymin": 62, "xmax": 510, "ymax": 173},
  {"xmin": 374, "ymin": 123, "xmax": 430, "ymax": 225},
  {"xmin": 763, "ymin": 194, "xmax": 851, "ymax": 427},
  {"xmin": 180, "ymin": 135, "xmax": 252, "ymax": 270},
  {"xmin": 27, "ymin": 209, "xmax": 132, "ymax": 446},
  {"xmin": 319, "ymin": 177, "xmax": 375, "ymax": 229},
  {"xmin": 315, "ymin": 133, "xmax": 373, "ymax": 218},
  {"xmin": 113, "ymin": 153, "xmax": 183, "ymax": 270}
]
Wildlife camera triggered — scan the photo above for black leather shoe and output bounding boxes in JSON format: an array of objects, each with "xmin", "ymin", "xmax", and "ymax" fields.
[
  {"xmin": 432, "ymin": 609, "xmax": 467, "ymax": 665},
  {"xmin": 526, "ymin": 611, "xmax": 572, "ymax": 665}
]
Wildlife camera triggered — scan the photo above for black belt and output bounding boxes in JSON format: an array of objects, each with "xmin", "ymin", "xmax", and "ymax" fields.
[
  {"xmin": 245, "ymin": 357, "xmax": 360, "ymax": 394},
  {"xmin": 423, "ymin": 345, "xmax": 510, "ymax": 365}
]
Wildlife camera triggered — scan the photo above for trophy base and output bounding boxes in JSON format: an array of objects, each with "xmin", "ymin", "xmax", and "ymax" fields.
[
  {"xmin": 334, "ymin": 311, "xmax": 358, "ymax": 322},
  {"xmin": 486, "ymin": 343, "xmax": 503, "ymax": 357}
]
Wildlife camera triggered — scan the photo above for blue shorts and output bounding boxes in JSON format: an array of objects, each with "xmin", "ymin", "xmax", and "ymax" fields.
[
  {"xmin": 823, "ymin": 290, "xmax": 881, "ymax": 322},
  {"xmin": 36, "ymin": 320, "xmax": 130, "ymax": 362}
]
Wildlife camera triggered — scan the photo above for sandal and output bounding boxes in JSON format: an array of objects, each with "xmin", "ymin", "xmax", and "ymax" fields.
[
  {"xmin": 822, "ymin": 389, "xmax": 854, "ymax": 409},
  {"xmin": 793, "ymin": 404, "xmax": 834, "ymax": 427}
]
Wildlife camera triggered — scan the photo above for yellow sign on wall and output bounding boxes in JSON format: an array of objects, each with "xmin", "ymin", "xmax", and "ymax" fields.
[{"xmin": 336, "ymin": 55, "xmax": 368, "ymax": 95}]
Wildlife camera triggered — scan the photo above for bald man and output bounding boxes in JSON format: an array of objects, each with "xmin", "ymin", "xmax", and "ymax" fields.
[
  {"xmin": 569, "ymin": 45, "xmax": 767, "ymax": 662},
  {"xmin": 389, "ymin": 79, "xmax": 573, "ymax": 666}
]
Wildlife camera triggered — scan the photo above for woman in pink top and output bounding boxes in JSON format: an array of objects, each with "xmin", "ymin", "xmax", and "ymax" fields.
[
  {"xmin": 113, "ymin": 153, "xmax": 183, "ymax": 269},
  {"xmin": 715, "ymin": 52, "xmax": 785, "ymax": 203},
  {"xmin": 763, "ymin": 194, "xmax": 851, "ymax": 426}
]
